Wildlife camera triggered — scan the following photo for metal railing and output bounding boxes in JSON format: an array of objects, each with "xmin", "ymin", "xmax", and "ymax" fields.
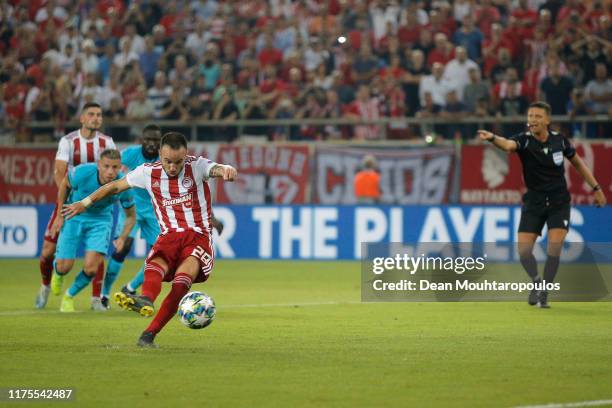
[{"xmin": 2, "ymin": 115, "xmax": 609, "ymax": 145}]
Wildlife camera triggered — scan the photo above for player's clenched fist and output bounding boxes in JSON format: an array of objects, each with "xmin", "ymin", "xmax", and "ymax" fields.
[{"xmin": 211, "ymin": 164, "xmax": 238, "ymax": 181}]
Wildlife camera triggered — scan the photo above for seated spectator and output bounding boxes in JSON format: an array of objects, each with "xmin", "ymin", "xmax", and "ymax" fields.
[
  {"xmin": 139, "ymin": 36, "xmax": 161, "ymax": 86},
  {"xmin": 352, "ymin": 44, "xmax": 379, "ymax": 86},
  {"xmin": 402, "ymin": 49, "xmax": 429, "ymax": 116},
  {"xmin": 212, "ymin": 88, "xmax": 240, "ymax": 140},
  {"xmin": 80, "ymin": 40, "xmax": 99, "ymax": 74},
  {"xmin": 493, "ymin": 67, "xmax": 530, "ymax": 112}
]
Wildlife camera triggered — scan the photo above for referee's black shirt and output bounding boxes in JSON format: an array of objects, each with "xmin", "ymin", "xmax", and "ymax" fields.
[{"xmin": 510, "ymin": 130, "xmax": 576, "ymax": 201}]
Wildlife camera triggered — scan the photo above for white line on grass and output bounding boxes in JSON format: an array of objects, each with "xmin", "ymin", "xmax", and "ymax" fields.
[
  {"xmin": 0, "ymin": 301, "xmax": 364, "ymax": 316},
  {"xmin": 514, "ymin": 399, "xmax": 612, "ymax": 408}
]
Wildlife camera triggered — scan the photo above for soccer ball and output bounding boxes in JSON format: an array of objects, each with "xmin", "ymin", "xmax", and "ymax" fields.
[{"xmin": 177, "ymin": 291, "xmax": 216, "ymax": 329}]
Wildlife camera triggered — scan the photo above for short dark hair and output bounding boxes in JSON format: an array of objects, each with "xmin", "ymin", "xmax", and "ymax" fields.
[
  {"xmin": 528, "ymin": 101, "xmax": 551, "ymax": 116},
  {"xmin": 82, "ymin": 102, "xmax": 102, "ymax": 112},
  {"xmin": 99, "ymin": 149, "xmax": 121, "ymax": 160},
  {"xmin": 143, "ymin": 123, "xmax": 162, "ymax": 134},
  {"xmin": 160, "ymin": 132, "xmax": 187, "ymax": 150}
]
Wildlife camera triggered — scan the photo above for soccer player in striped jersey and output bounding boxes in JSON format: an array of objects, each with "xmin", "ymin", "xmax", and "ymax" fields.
[
  {"xmin": 36, "ymin": 102, "xmax": 115, "ymax": 310},
  {"xmin": 63, "ymin": 132, "xmax": 237, "ymax": 347}
]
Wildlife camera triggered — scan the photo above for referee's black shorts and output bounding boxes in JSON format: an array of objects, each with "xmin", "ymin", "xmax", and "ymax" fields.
[{"xmin": 518, "ymin": 191, "xmax": 571, "ymax": 235}]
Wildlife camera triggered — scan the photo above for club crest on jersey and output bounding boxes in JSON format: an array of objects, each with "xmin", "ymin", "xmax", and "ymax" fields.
[
  {"xmin": 162, "ymin": 193, "xmax": 192, "ymax": 208},
  {"xmin": 552, "ymin": 151, "xmax": 563, "ymax": 166},
  {"xmin": 182, "ymin": 177, "xmax": 194, "ymax": 189}
]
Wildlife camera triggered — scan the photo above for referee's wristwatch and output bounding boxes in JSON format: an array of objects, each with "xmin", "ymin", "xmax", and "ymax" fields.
[{"xmin": 593, "ymin": 185, "xmax": 601, "ymax": 192}]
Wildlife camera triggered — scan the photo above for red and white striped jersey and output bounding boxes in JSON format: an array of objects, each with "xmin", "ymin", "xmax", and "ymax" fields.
[
  {"xmin": 55, "ymin": 129, "xmax": 116, "ymax": 170},
  {"xmin": 125, "ymin": 156, "xmax": 217, "ymax": 236}
]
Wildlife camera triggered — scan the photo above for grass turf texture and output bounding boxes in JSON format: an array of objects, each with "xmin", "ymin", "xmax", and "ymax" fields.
[{"xmin": 1, "ymin": 259, "xmax": 611, "ymax": 408}]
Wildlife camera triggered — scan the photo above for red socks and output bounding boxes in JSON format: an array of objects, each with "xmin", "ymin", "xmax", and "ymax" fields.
[
  {"xmin": 91, "ymin": 261, "xmax": 104, "ymax": 298},
  {"xmin": 142, "ymin": 262, "xmax": 166, "ymax": 302},
  {"xmin": 39, "ymin": 255, "xmax": 54, "ymax": 286},
  {"xmin": 146, "ymin": 273, "xmax": 192, "ymax": 335}
]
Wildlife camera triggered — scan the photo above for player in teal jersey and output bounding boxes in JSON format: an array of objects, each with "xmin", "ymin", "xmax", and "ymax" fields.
[{"xmin": 49, "ymin": 149, "xmax": 136, "ymax": 312}]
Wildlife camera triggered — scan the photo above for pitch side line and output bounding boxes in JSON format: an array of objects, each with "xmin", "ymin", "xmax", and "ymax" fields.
[{"xmin": 514, "ymin": 399, "xmax": 612, "ymax": 408}]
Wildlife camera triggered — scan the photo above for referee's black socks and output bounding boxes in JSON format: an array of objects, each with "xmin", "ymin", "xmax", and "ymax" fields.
[
  {"xmin": 543, "ymin": 255, "xmax": 561, "ymax": 284},
  {"xmin": 519, "ymin": 253, "xmax": 539, "ymax": 281}
]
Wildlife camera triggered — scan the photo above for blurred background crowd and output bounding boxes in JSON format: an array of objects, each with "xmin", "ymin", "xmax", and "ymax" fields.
[{"xmin": 0, "ymin": 0, "xmax": 611, "ymax": 142}]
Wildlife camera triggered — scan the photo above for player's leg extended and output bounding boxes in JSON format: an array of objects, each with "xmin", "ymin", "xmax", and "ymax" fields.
[
  {"xmin": 51, "ymin": 219, "xmax": 81, "ymax": 299},
  {"xmin": 139, "ymin": 256, "xmax": 201, "ymax": 347},
  {"xmin": 62, "ymin": 251, "xmax": 105, "ymax": 312},
  {"xmin": 115, "ymin": 256, "xmax": 167, "ymax": 315}
]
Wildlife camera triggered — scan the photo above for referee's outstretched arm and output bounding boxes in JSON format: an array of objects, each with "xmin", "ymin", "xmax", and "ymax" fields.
[{"xmin": 477, "ymin": 130, "xmax": 518, "ymax": 152}]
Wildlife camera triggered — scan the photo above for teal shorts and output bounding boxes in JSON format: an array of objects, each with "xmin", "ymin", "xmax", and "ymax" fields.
[
  {"xmin": 55, "ymin": 216, "xmax": 113, "ymax": 259},
  {"xmin": 115, "ymin": 209, "xmax": 160, "ymax": 247}
]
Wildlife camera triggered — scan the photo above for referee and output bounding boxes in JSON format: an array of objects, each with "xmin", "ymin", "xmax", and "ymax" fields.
[{"xmin": 477, "ymin": 101, "xmax": 606, "ymax": 308}]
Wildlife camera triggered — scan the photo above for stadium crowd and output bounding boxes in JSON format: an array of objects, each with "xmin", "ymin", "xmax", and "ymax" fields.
[{"xmin": 0, "ymin": 0, "xmax": 611, "ymax": 142}]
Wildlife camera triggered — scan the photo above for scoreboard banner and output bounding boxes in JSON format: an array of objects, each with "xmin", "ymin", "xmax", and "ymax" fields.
[
  {"xmin": 0, "ymin": 147, "xmax": 57, "ymax": 204},
  {"xmin": 460, "ymin": 142, "xmax": 612, "ymax": 204},
  {"xmin": 2, "ymin": 204, "xmax": 610, "ymax": 260},
  {"xmin": 212, "ymin": 144, "xmax": 310, "ymax": 204},
  {"xmin": 314, "ymin": 146, "xmax": 455, "ymax": 204}
]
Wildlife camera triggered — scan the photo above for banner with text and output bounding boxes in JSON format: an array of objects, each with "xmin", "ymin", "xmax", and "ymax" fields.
[
  {"xmin": 213, "ymin": 144, "xmax": 310, "ymax": 204},
  {"xmin": 2, "ymin": 205, "xmax": 610, "ymax": 260},
  {"xmin": 460, "ymin": 142, "xmax": 612, "ymax": 204},
  {"xmin": 0, "ymin": 147, "xmax": 56, "ymax": 204},
  {"xmin": 314, "ymin": 146, "xmax": 455, "ymax": 204}
]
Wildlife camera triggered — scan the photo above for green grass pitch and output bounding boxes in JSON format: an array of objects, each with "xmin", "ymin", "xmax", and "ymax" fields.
[{"xmin": 1, "ymin": 259, "xmax": 611, "ymax": 408}]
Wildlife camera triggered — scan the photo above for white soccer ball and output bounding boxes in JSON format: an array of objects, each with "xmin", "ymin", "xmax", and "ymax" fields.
[{"xmin": 177, "ymin": 291, "xmax": 216, "ymax": 329}]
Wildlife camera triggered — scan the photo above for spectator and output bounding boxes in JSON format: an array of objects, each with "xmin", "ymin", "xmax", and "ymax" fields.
[
  {"xmin": 212, "ymin": 88, "xmax": 240, "ymax": 141},
  {"xmin": 539, "ymin": 64, "xmax": 575, "ymax": 115},
  {"xmin": 80, "ymin": 40, "xmax": 99, "ymax": 74},
  {"xmin": 105, "ymin": 97, "xmax": 126, "ymax": 120},
  {"xmin": 159, "ymin": 87, "xmax": 188, "ymax": 120},
  {"xmin": 304, "ymin": 36, "xmax": 330, "ymax": 72},
  {"xmin": 443, "ymin": 46, "xmax": 480, "ymax": 101},
  {"xmin": 493, "ymin": 67, "xmax": 530, "ymax": 112},
  {"xmin": 113, "ymin": 38, "xmax": 139, "ymax": 69},
  {"xmin": 147, "ymin": 71, "xmax": 172, "ymax": 119},
  {"xmin": 567, "ymin": 88, "xmax": 597, "ymax": 137},
  {"xmin": 427, "ymin": 33, "xmax": 454, "ymax": 67},
  {"xmin": 402, "ymin": 49, "xmax": 429, "ymax": 116},
  {"xmin": 186, "ymin": 19, "xmax": 211, "ymax": 60},
  {"xmin": 352, "ymin": 44, "xmax": 379, "ymax": 86},
  {"xmin": 119, "ymin": 24, "xmax": 145, "ymax": 56},
  {"xmin": 419, "ymin": 62, "xmax": 452, "ymax": 107},
  {"xmin": 585, "ymin": 63, "xmax": 612, "ymax": 114},
  {"xmin": 463, "ymin": 68, "xmax": 490, "ymax": 114},
  {"xmin": 344, "ymin": 84, "xmax": 381, "ymax": 140},
  {"xmin": 127, "ymin": 87, "xmax": 155, "ymax": 120},
  {"xmin": 199, "ymin": 43, "xmax": 221, "ymax": 91},
  {"xmin": 452, "ymin": 15, "xmax": 484, "ymax": 62},
  {"xmin": 139, "ymin": 36, "xmax": 161, "ymax": 86}
]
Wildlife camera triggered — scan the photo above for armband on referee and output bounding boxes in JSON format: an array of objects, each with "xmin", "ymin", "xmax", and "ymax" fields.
[{"xmin": 81, "ymin": 197, "xmax": 93, "ymax": 208}]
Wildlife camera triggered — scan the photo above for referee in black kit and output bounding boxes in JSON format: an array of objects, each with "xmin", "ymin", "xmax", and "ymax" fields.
[{"xmin": 477, "ymin": 101, "xmax": 606, "ymax": 308}]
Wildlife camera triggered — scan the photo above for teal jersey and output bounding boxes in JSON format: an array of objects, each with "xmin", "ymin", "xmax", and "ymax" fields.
[
  {"xmin": 68, "ymin": 163, "xmax": 134, "ymax": 219},
  {"xmin": 121, "ymin": 145, "xmax": 157, "ymax": 217}
]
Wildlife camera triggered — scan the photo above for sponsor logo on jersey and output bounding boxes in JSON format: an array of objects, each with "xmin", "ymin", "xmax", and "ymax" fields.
[{"xmin": 162, "ymin": 193, "xmax": 192, "ymax": 207}]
